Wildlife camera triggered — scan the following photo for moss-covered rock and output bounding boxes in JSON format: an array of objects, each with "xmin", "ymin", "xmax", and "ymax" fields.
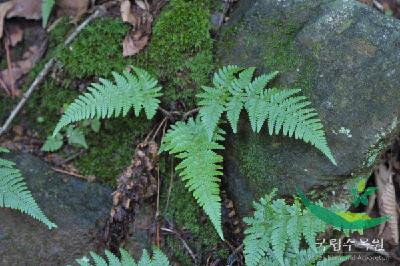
[{"xmin": 218, "ymin": 0, "xmax": 400, "ymax": 216}]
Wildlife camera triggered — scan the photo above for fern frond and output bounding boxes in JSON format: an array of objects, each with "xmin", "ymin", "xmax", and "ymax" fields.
[
  {"xmin": 53, "ymin": 67, "xmax": 162, "ymax": 136},
  {"xmin": 76, "ymin": 248, "xmax": 170, "ymax": 266},
  {"xmin": 0, "ymin": 152, "xmax": 56, "ymax": 229},
  {"xmin": 196, "ymin": 66, "xmax": 336, "ymax": 165},
  {"xmin": 161, "ymin": 117, "xmax": 225, "ymax": 239},
  {"xmin": 42, "ymin": 0, "xmax": 54, "ymax": 28},
  {"xmin": 243, "ymin": 191, "xmax": 349, "ymax": 266}
]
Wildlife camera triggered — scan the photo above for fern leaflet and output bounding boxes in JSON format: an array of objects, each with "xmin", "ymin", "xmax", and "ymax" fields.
[
  {"xmin": 53, "ymin": 67, "xmax": 162, "ymax": 136},
  {"xmin": 160, "ymin": 117, "xmax": 225, "ymax": 239},
  {"xmin": 76, "ymin": 248, "xmax": 170, "ymax": 266},
  {"xmin": 0, "ymin": 148, "xmax": 56, "ymax": 229},
  {"xmin": 196, "ymin": 66, "xmax": 336, "ymax": 165},
  {"xmin": 42, "ymin": 0, "xmax": 54, "ymax": 28},
  {"xmin": 243, "ymin": 189, "xmax": 350, "ymax": 266}
]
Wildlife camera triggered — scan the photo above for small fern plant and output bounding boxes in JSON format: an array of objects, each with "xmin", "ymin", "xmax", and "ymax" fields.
[
  {"xmin": 0, "ymin": 147, "xmax": 56, "ymax": 229},
  {"xmin": 243, "ymin": 189, "xmax": 350, "ymax": 266},
  {"xmin": 75, "ymin": 247, "xmax": 170, "ymax": 266},
  {"xmin": 51, "ymin": 65, "xmax": 336, "ymax": 240}
]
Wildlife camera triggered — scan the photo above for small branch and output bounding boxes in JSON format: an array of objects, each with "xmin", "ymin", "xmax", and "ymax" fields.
[
  {"xmin": 51, "ymin": 167, "xmax": 95, "ymax": 181},
  {"xmin": 182, "ymin": 107, "xmax": 200, "ymax": 120},
  {"xmin": 161, "ymin": 226, "xmax": 197, "ymax": 264},
  {"xmin": 0, "ymin": 59, "xmax": 56, "ymax": 135},
  {"xmin": 0, "ymin": 6, "xmax": 106, "ymax": 136}
]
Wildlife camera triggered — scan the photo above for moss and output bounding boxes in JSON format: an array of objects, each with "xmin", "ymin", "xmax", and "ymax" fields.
[
  {"xmin": 58, "ymin": 18, "xmax": 131, "ymax": 78},
  {"xmin": 161, "ymin": 175, "xmax": 227, "ymax": 265},
  {"xmin": 13, "ymin": 0, "xmax": 214, "ymax": 184},
  {"xmin": 259, "ymin": 18, "xmax": 315, "ymax": 95},
  {"xmin": 144, "ymin": 0, "xmax": 214, "ymax": 107}
]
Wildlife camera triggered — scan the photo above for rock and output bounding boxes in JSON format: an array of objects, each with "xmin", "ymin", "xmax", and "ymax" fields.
[
  {"xmin": 0, "ymin": 153, "xmax": 151, "ymax": 265},
  {"xmin": 217, "ymin": 0, "xmax": 400, "ymax": 216}
]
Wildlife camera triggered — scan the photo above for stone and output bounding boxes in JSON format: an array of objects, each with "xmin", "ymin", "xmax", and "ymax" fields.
[
  {"xmin": 217, "ymin": 0, "xmax": 400, "ymax": 216},
  {"xmin": 0, "ymin": 153, "xmax": 151, "ymax": 265}
]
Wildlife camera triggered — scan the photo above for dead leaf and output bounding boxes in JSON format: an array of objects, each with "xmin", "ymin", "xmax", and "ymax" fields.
[
  {"xmin": 0, "ymin": 1, "xmax": 15, "ymax": 39},
  {"xmin": 6, "ymin": 0, "xmax": 42, "ymax": 20},
  {"xmin": 0, "ymin": 42, "xmax": 47, "ymax": 95},
  {"xmin": 120, "ymin": 0, "xmax": 155, "ymax": 57},
  {"xmin": 56, "ymin": 0, "xmax": 89, "ymax": 23},
  {"xmin": 6, "ymin": 23, "xmax": 23, "ymax": 46}
]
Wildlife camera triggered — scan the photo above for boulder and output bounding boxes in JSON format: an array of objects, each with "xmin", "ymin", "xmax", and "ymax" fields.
[
  {"xmin": 0, "ymin": 153, "xmax": 151, "ymax": 265},
  {"xmin": 218, "ymin": 0, "xmax": 400, "ymax": 216}
]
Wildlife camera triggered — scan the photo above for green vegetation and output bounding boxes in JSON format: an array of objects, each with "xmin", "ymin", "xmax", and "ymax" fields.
[
  {"xmin": 76, "ymin": 247, "xmax": 170, "ymax": 266},
  {"xmin": 243, "ymin": 189, "xmax": 350, "ymax": 266},
  {"xmin": 0, "ymin": 147, "xmax": 56, "ymax": 229},
  {"xmin": 161, "ymin": 177, "xmax": 227, "ymax": 265}
]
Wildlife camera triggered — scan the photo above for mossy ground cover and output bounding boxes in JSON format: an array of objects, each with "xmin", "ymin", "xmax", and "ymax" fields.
[{"xmin": 17, "ymin": 0, "xmax": 215, "ymax": 185}]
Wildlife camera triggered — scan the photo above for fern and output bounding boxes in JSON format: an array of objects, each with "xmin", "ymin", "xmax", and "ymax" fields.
[
  {"xmin": 41, "ymin": 133, "xmax": 64, "ymax": 152},
  {"xmin": 0, "ymin": 147, "xmax": 56, "ymax": 229},
  {"xmin": 53, "ymin": 67, "xmax": 162, "ymax": 136},
  {"xmin": 243, "ymin": 189, "xmax": 350, "ymax": 266},
  {"xmin": 76, "ymin": 248, "xmax": 170, "ymax": 266},
  {"xmin": 42, "ymin": 0, "xmax": 55, "ymax": 28},
  {"xmin": 197, "ymin": 66, "xmax": 336, "ymax": 165},
  {"xmin": 160, "ymin": 117, "xmax": 225, "ymax": 239}
]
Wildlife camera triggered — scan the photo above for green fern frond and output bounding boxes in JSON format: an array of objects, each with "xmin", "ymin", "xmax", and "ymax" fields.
[
  {"xmin": 76, "ymin": 248, "xmax": 170, "ymax": 266},
  {"xmin": 196, "ymin": 66, "xmax": 336, "ymax": 165},
  {"xmin": 41, "ymin": 133, "xmax": 64, "ymax": 152},
  {"xmin": 0, "ymin": 149, "xmax": 56, "ymax": 229},
  {"xmin": 243, "ymin": 191, "xmax": 349, "ymax": 266},
  {"xmin": 53, "ymin": 67, "xmax": 162, "ymax": 136},
  {"xmin": 42, "ymin": 0, "xmax": 55, "ymax": 28},
  {"xmin": 161, "ymin": 117, "xmax": 225, "ymax": 239}
]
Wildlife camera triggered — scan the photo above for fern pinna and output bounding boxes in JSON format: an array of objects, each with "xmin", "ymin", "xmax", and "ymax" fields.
[
  {"xmin": 160, "ymin": 117, "xmax": 225, "ymax": 239},
  {"xmin": 197, "ymin": 66, "xmax": 336, "ymax": 165},
  {"xmin": 0, "ymin": 147, "xmax": 56, "ymax": 229},
  {"xmin": 243, "ymin": 189, "xmax": 350, "ymax": 266},
  {"xmin": 76, "ymin": 247, "xmax": 170, "ymax": 266},
  {"xmin": 53, "ymin": 67, "xmax": 162, "ymax": 136}
]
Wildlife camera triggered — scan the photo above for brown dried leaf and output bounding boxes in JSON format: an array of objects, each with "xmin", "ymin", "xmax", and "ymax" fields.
[
  {"xmin": 6, "ymin": 0, "xmax": 42, "ymax": 20},
  {"xmin": 56, "ymin": 0, "xmax": 89, "ymax": 23},
  {"xmin": 0, "ymin": 1, "xmax": 15, "ymax": 39},
  {"xmin": 120, "ymin": 0, "xmax": 154, "ymax": 57},
  {"xmin": 6, "ymin": 23, "xmax": 23, "ymax": 46},
  {"xmin": 0, "ymin": 43, "xmax": 46, "ymax": 95}
]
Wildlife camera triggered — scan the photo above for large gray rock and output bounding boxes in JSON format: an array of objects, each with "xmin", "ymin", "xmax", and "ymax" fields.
[
  {"xmin": 0, "ymin": 153, "xmax": 151, "ymax": 265},
  {"xmin": 218, "ymin": 0, "xmax": 400, "ymax": 216}
]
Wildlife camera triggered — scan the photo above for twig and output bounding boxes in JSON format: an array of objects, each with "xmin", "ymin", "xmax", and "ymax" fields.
[
  {"xmin": 182, "ymin": 107, "xmax": 200, "ymax": 120},
  {"xmin": 64, "ymin": 7, "xmax": 106, "ymax": 46},
  {"xmin": 0, "ymin": 59, "xmax": 56, "ymax": 135},
  {"xmin": 161, "ymin": 226, "xmax": 197, "ymax": 264},
  {"xmin": 163, "ymin": 156, "xmax": 174, "ymax": 214},
  {"xmin": 51, "ymin": 167, "xmax": 94, "ymax": 181},
  {"xmin": 0, "ymin": 7, "xmax": 106, "ymax": 136}
]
